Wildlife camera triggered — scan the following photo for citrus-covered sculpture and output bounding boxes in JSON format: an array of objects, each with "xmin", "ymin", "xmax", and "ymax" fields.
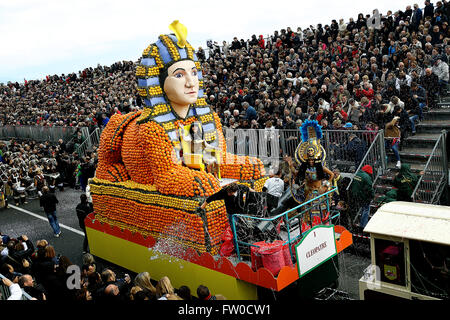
[{"xmin": 90, "ymin": 21, "xmax": 266, "ymax": 254}]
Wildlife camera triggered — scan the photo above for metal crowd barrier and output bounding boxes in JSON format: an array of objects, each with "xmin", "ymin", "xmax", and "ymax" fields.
[
  {"xmin": 0, "ymin": 126, "xmax": 77, "ymax": 143},
  {"xmin": 224, "ymin": 128, "xmax": 379, "ymax": 173},
  {"xmin": 75, "ymin": 127, "xmax": 101, "ymax": 158},
  {"xmin": 345, "ymin": 130, "xmax": 386, "ymax": 192},
  {"xmin": 412, "ymin": 130, "xmax": 448, "ymax": 204},
  {"xmin": 322, "ymin": 130, "xmax": 379, "ymax": 172},
  {"xmin": 231, "ymin": 188, "xmax": 339, "ymax": 262},
  {"xmin": 0, "ymin": 273, "xmax": 32, "ymax": 300}
]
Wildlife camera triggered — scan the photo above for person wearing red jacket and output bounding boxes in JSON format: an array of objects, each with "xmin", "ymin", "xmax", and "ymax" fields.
[
  {"xmin": 334, "ymin": 105, "xmax": 348, "ymax": 121},
  {"xmin": 355, "ymin": 82, "xmax": 374, "ymax": 100},
  {"xmin": 258, "ymin": 35, "xmax": 265, "ymax": 49}
]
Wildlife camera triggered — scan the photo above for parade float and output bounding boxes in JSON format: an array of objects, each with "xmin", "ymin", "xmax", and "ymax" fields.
[{"xmin": 85, "ymin": 21, "xmax": 352, "ymax": 299}]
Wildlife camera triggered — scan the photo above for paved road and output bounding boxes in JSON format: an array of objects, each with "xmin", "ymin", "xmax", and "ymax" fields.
[
  {"xmin": 1, "ymin": 188, "xmax": 86, "ymax": 267},
  {"xmin": 0, "ymin": 188, "xmax": 371, "ymax": 300}
]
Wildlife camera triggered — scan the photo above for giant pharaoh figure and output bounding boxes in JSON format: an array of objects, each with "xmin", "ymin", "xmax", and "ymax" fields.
[{"xmin": 90, "ymin": 22, "xmax": 266, "ymax": 254}]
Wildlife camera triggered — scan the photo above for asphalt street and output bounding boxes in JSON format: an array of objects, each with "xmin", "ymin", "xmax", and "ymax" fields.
[
  {"xmin": 1, "ymin": 188, "xmax": 86, "ymax": 267},
  {"xmin": 0, "ymin": 187, "xmax": 371, "ymax": 300}
]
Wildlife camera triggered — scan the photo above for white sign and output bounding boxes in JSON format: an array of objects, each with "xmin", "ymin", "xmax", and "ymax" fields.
[{"xmin": 295, "ymin": 225, "xmax": 337, "ymax": 277}]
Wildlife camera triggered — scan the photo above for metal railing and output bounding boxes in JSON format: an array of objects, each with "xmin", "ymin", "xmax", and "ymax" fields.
[
  {"xmin": 346, "ymin": 130, "xmax": 386, "ymax": 192},
  {"xmin": 322, "ymin": 130, "xmax": 379, "ymax": 172},
  {"xmin": 0, "ymin": 125, "xmax": 78, "ymax": 143},
  {"xmin": 231, "ymin": 188, "xmax": 339, "ymax": 263},
  {"xmin": 224, "ymin": 128, "xmax": 378, "ymax": 173},
  {"xmin": 75, "ymin": 127, "xmax": 101, "ymax": 158},
  {"xmin": 412, "ymin": 130, "xmax": 448, "ymax": 204},
  {"xmin": 0, "ymin": 273, "xmax": 32, "ymax": 300}
]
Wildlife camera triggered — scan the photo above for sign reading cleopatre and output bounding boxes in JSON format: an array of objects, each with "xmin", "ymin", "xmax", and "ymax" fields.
[{"xmin": 295, "ymin": 225, "xmax": 337, "ymax": 277}]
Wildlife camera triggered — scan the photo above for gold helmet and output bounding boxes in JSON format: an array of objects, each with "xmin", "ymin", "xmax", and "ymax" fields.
[{"xmin": 295, "ymin": 120, "xmax": 326, "ymax": 164}]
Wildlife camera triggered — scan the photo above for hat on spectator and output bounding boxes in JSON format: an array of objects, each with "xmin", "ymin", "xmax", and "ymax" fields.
[
  {"xmin": 343, "ymin": 122, "xmax": 353, "ymax": 128},
  {"xmin": 362, "ymin": 165, "xmax": 373, "ymax": 175}
]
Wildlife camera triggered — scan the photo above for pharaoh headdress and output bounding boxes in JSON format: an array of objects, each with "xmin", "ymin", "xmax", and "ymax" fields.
[
  {"xmin": 135, "ymin": 20, "xmax": 207, "ymax": 123},
  {"xmin": 135, "ymin": 21, "xmax": 220, "ymax": 153}
]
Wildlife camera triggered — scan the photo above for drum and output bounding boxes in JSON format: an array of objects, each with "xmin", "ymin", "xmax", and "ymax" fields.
[{"xmin": 16, "ymin": 187, "xmax": 25, "ymax": 193}]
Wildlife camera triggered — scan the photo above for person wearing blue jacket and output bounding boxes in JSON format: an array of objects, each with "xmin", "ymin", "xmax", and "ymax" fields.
[{"xmin": 243, "ymin": 102, "xmax": 257, "ymax": 122}]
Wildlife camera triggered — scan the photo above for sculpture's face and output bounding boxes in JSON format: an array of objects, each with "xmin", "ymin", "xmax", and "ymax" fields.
[{"xmin": 163, "ymin": 60, "xmax": 199, "ymax": 109}]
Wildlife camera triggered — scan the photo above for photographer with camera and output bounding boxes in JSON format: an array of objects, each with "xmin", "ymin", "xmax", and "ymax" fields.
[
  {"xmin": 2, "ymin": 235, "xmax": 34, "ymax": 274},
  {"xmin": 96, "ymin": 268, "xmax": 132, "ymax": 301}
]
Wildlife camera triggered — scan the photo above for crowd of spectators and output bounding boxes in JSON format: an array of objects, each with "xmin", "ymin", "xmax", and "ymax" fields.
[
  {"xmin": 0, "ymin": 61, "xmax": 138, "ymax": 128},
  {"xmin": 2, "ymin": 1, "xmax": 450, "ymax": 301},
  {"xmin": 199, "ymin": 1, "xmax": 449, "ymax": 160},
  {"xmin": 1, "ymin": 2, "xmax": 448, "ymax": 139},
  {"xmin": 0, "ymin": 135, "xmax": 97, "ymax": 206},
  {"xmin": 0, "ymin": 235, "xmax": 224, "ymax": 301}
]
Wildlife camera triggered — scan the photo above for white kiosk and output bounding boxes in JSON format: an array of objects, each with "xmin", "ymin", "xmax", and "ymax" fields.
[{"xmin": 359, "ymin": 201, "xmax": 450, "ymax": 300}]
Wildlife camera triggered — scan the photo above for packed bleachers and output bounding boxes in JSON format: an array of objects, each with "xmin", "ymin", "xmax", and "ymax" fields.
[
  {"xmin": 1, "ymin": 1, "xmax": 450, "ymax": 301},
  {"xmin": 0, "ymin": 61, "xmax": 139, "ymax": 128}
]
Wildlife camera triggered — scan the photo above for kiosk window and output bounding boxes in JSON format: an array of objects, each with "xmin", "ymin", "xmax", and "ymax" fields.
[
  {"xmin": 409, "ymin": 240, "xmax": 450, "ymax": 299},
  {"xmin": 374, "ymin": 239, "xmax": 406, "ymax": 287}
]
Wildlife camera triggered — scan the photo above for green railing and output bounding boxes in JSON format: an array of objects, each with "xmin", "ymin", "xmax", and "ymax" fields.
[{"xmin": 231, "ymin": 187, "xmax": 339, "ymax": 262}]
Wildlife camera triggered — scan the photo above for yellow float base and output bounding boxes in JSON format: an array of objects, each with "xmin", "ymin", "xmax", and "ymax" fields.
[{"xmin": 86, "ymin": 226, "xmax": 258, "ymax": 300}]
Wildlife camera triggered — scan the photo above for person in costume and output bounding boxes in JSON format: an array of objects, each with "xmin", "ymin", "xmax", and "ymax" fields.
[
  {"xmin": 286, "ymin": 120, "xmax": 334, "ymax": 202},
  {"xmin": 271, "ymin": 120, "xmax": 333, "ymax": 219},
  {"xmin": 181, "ymin": 121, "xmax": 220, "ymax": 179}
]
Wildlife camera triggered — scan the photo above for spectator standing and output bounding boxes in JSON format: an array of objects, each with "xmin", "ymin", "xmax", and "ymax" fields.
[
  {"xmin": 420, "ymin": 68, "xmax": 440, "ymax": 108},
  {"xmin": 177, "ymin": 285, "xmax": 192, "ymax": 300},
  {"xmin": 156, "ymin": 276, "xmax": 180, "ymax": 300},
  {"xmin": 393, "ymin": 164, "xmax": 424, "ymax": 201},
  {"xmin": 101, "ymin": 113, "xmax": 110, "ymax": 128},
  {"xmin": 98, "ymin": 269, "xmax": 131, "ymax": 301},
  {"xmin": 350, "ymin": 165, "xmax": 375, "ymax": 229},
  {"xmin": 346, "ymin": 134, "xmax": 367, "ymax": 168},
  {"xmin": 432, "ymin": 56, "xmax": 449, "ymax": 93},
  {"xmin": 1, "ymin": 277, "xmax": 23, "ymax": 300},
  {"xmin": 424, "ymin": 1, "xmax": 435, "ymax": 20},
  {"xmin": 242, "ymin": 102, "xmax": 257, "ymax": 122},
  {"xmin": 262, "ymin": 169, "xmax": 285, "ymax": 213},
  {"xmin": 411, "ymin": 4, "xmax": 423, "ymax": 31},
  {"xmin": 384, "ymin": 116, "xmax": 402, "ymax": 169},
  {"xmin": 134, "ymin": 271, "xmax": 157, "ymax": 298},
  {"xmin": 3, "ymin": 235, "xmax": 34, "ymax": 274},
  {"xmin": 18, "ymin": 274, "xmax": 47, "ymax": 300},
  {"xmin": 197, "ymin": 284, "xmax": 226, "ymax": 300},
  {"xmin": 76, "ymin": 194, "xmax": 93, "ymax": 253},
  {"xmin": 39, "ymin": 186, "xmax": 61, "ymax": 237}
]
